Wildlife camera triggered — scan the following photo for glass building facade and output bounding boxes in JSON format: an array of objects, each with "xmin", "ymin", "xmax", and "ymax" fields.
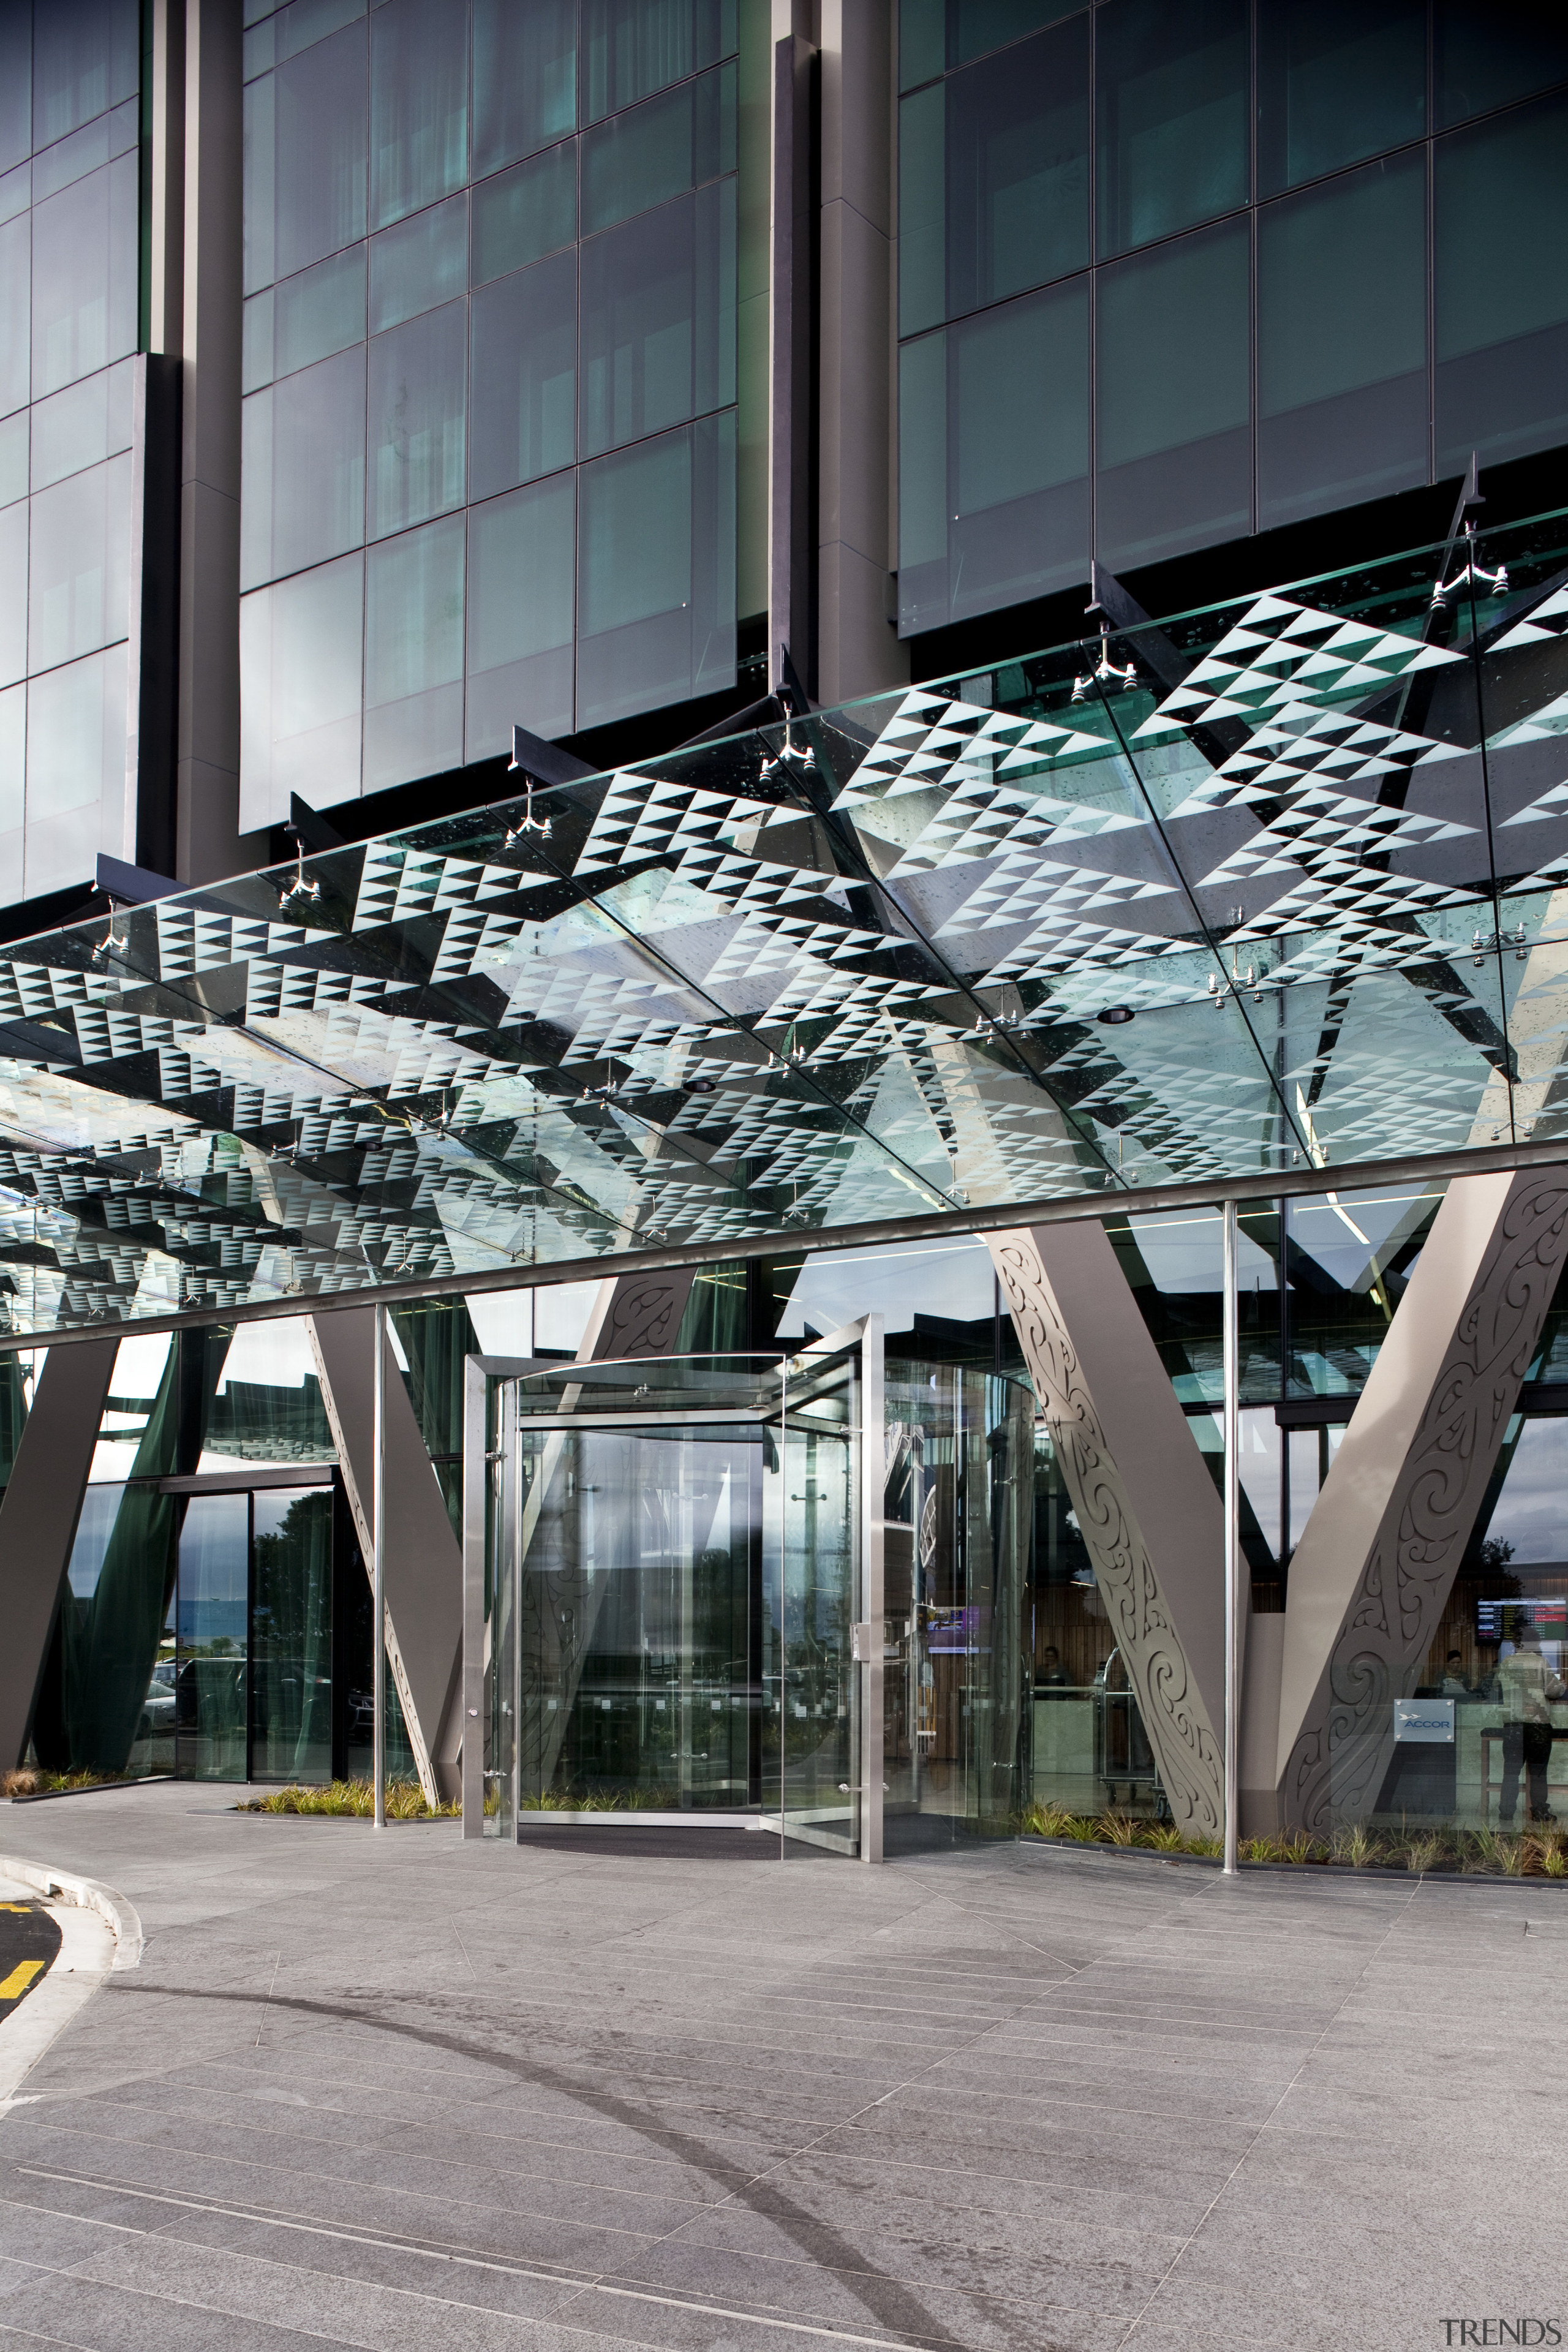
[
  {"xmin": 897, "ymin": 0, "xmax": 1568, "ymax": 631},
  {"xmin": 238, "ymin": 0, "xmax": 766, "ymax": 829},
  {"xmin": 0, "ymin": 0, "xmax": 141, "ymax": 902}
]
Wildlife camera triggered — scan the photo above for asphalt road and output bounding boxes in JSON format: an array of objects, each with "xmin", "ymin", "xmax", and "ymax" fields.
[{"xmin": 0, "ymin": 1898, "xmax": 60, "ymax": 2019}]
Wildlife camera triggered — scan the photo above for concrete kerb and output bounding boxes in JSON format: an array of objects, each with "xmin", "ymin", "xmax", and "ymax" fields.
[{"xmin": 0, "ymin": 1854, "xmax": 143, "ymax": 1970}]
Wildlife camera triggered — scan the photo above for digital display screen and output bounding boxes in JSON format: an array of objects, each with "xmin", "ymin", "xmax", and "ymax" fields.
[{"xmin": 1477, "ymin": 1596, "xmax": 1567, "ymax": 1636}]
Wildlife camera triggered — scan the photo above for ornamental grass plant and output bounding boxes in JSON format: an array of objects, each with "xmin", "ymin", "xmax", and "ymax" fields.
[{"xmin": 1018, "ymin": 1801, "xmax": 1568, "ymax": 1878}]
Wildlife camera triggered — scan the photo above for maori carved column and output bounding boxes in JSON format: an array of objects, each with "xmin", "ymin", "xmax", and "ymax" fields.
[
  {"xmin": 989, "ymin": 1225, "xmax": 1225, "ymax": 1835},
  {"xmin": 1278, "ymin": 1168, "xmax": 1568, "ymax": 1830}
]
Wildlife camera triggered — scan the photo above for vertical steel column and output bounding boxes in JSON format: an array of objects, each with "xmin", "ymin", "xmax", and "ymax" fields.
[
  {"xmin": 372, "ymin": 1300, "xmax": 386, "ymax": 1831},
  {"xmin": 861, "ymin": 1316, "xmax": 884, "ymax": 1864},
  {"xmin": 461, "ymin": 1354, "xmax": 488, "ymax": 1840},
  {"xmin": 1222, "ymin": 1199, "xmax": 1240, "ymax": 1876}
]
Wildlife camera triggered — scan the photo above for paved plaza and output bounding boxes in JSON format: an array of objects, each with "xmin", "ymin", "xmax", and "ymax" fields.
[{"xmin": 0, "ymin": 1785, "xmax": 1563, "ymax": 2352}]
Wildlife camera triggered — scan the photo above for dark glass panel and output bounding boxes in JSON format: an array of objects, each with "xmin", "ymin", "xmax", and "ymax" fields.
[
  {"xmin": 471, "ymin": 143, "xmax": 578, "ymax": 286},
  {"xmin": 0, "ymin": 4, "xmax": 28, "ymax": 175},
  {"xmin": 370, "ymin": 0, "xmax": 468, "ymax": 229},
  {"xmin": 582, "ymin": 0, "xmax": 735, "ymax": 126},
  {"xmin": 1257, "ymin": 152, "xmax": 1427, "ymax": 529},
  {"xmin": 1434, "ymin": 0, "xmax": 1568, "ymax": 130},
  {"xmin": 466, "ymin": 473, "xmax": 576, "ymax": 755},
  {"xmin": 473, "ymin": 0, "xmax": 575, "ymax": 176},
  {"xmin": 580, "ymin": 181, "xmax": 733, "ymax": 458},
  {"xmin": 899, "ymin": 0, "xmax": 1081, "ymax": 88},
  {"xmin": 1095, "ymin": 0, "xmax": 1248, "ymax": 260},
  {"xmin": 898, "ymin": 84, "xmax": 945, "ymax": 336},
  {"xmin": 30, "ymin": 153, "xmax": 138, "ymax": 398},
  {"xmin": 176, "ymin": 1493, "xmax": 250, "ymax": 1781},
  {"xmin": 243, "ymin": 247, "xmax": 366, "ymax": 393},
  {"xmin": 1257, "ymin": 0, "xmax": 1425, "ymax": 197},
  {"xmin": 1096, "ymin": 216, "xmax": 1251, "ymax": 567},
  {"xmin": 277, "ymin": 0, "xmax": 364, "ymax": 62},
  {"xmin": 576, "ymin": 410, "xmax": 734, "ymax": 728},
  {"xmin": 0, "ymin": 209, "xmax": 28, "ymax": 415},
  {"xmin": 237, "ymin": 552, "xmax": 364, "ymax": 829},
  {"xmin": 469, "ymin": 249, "xmax": 576, "ymax": 499},
  {"xmin": 943, "ymin": 18, "xmax": 1088, "ymax": 318},
  {"xmin": 364, "ymin": 512, "xmax": 464, "ymax": 791},
  {"xmin": 899, "ymin": 0, "xmax": 946, "ymax": 91},
  {"xmin": 250, "ymin": 1489, "xmax": 334, "ymax": 1784},
  {"xmin": 581, "ymin": 62, "xmax": 732, "ymax": 236},
  {"xmin": 898, "ymin": 277, "xmax": 1088, "ymax": 636},
  {"xmin": 241, "ymin": 345, "xmax": 366, "ymax": 591},
  {"xmin": 369, "ymin": 190, "xmax": 466, "ymax": 332},
  {"xmin": 32, "ymin": 0, "xmax": 137, "ymax": 149},
  {"xmin": 1434, "ymin": 91, "xmax": 1568, "ymax": 472},
  {"xmin": 244, "ymin": 21, "xmax": 368, "ymax": 295},
  {"xmin": 366, "ymin": 297, "xmax": 467, "ymax": 539}
]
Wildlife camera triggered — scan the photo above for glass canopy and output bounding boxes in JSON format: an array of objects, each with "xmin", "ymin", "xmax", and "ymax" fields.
[{"xmin": 3, "ymin": 505, "xmax": 1567, "ymax": 1340}]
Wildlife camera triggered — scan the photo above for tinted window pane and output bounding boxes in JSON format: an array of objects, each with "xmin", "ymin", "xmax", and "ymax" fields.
[
  {"xmin": 1434, "ymin": 1, "xmax": 1568, "ymax": 130},
  {"xmin": 0, "ymin": 211, "xmax": 29, "ymax": 415},
  {"xmin": 944, "ymin": 18, "xmax": 1088, "ymax": 318},
  {"xmin": 472, "ymin": 144, "xmax": 578, "ymax": 285},
  {"xmin": 1096, "ymin": 216, "xmax": 1251, "ymax": 565},
  {"xmin": 31, "ymin": 358, "xmax": 134, "ymax": 490},
  {"xmin": 0, "ymin": 409, "xmax": 24, "ymax": 507},
  {"xmin": 899, "ymin": 0, "xmax": 945, "ymax": 91},
  {"xmin": 364, "ymin": 513, "xmax": 464, "ymax": 790},
  {"xmin": 32, "ymin": 0, "xmax": 137, "ymax": 148},
  {"xmin": 28, "ymin": 450, "xmax": 131, "ymax": 671},
  {"xmin": 580, "ymin": 182, "xmax": 733, "ymax": 458},
  {"xmin": 897, "ymin": 280, "xmax": 1088, "ymax": 635},
  {"xmin": 473, "ymin": 0, "xmax": 576, "ymax": 175},
  {"xmin": 1257, "ymin": 0, "xmax": 1425, "ymax": 197},
  {"xmin": 238, "ymin": 553, "xmax": 364, "ymax": 829},
  {"xmin": 0, "ymin": 498, "xmax": 24, "ymax": 686},
  {"xmin": 0, "ymin": 7, "xmax": 28, "ymax": 175},
  {"xmin": 898, "ymin": 85, "xmax": 945, "ymax": 336},
  {"xmin": 951, "ymin": 0, "xmax": 1080, "ymax": 67},
  {"xmin": 32, "ymin": 98, "xmax": 138, "ymax": 203},
  {"xmin": 241, "ymin": 345, "xmax": 366, "ymax": 590},
  {"xmin": 577, "ymin": 410, "xmax": 734, "ymax": 728},
  {"xmin": 581, "ymin": 65, "xmax": 734, "ymax": 235},
  {"xmin": 369, "ymin": 192, "xmax": 466, "ymax": 331},
  {"xmin": 244, "ymin": 247, "xmax": 366, "ymax": 391},
  {"xmin": 31, "ymin": 153, "xmax": 138, "ymax": 398},
  {"xmin": 1096, "ymin": 0, "xmax": 1248, "ymax": 259},
  {"xmin": 582, "ymin": 0, "xmax": 735, "ymax": 124},
  {"xmin": 1258, "ymin": 153, "xmax": 1427, "ymax": 528},
  {"xmin": 24, "ymin": 643, "xmax": 127, "ymax": 897},
  {"xmin": 0, "ymin": 678, "xmax": 21, "ymax": 832},
  {"xmin": 370, "ymin": 0, "xmax": 467, "ymax": 229},
  {"xmin": 466, "ymin": 474, "xmax": 576, "ymax": 755},
  {"xmin": 367, "ymin": 298, "xmax": 467, "ymax": 538},
  {"xmin": 246, "ymin": 23, "xmax": 368, "ymax": 295},
  {"xmin": 250, "ymin": 1490, "xmax": 333, "ymax": 1787},
  {"xmin": 469, "ymin": 249, "xmax": 576, "ymax": 500},
  {"xmin": 1435, "ymin": 90, "xmax": 1568, "ymax": 470},
  {"xmin": 277, "ymin": 0, "xmax": 364, "ymax": 63}
]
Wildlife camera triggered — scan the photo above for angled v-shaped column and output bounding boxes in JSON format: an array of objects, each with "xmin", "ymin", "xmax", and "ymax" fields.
[
  {"xmin": 989, "ymin": 1224, "xmax": 1226, "ymax": 1835},
  {"xmin": 1277, "ymin": 1167, "xmax": 1568, "ymax": 1830},
  {"xmin": 0, "ymin": 1340, "xmax": 116, "ymax": 1770}
]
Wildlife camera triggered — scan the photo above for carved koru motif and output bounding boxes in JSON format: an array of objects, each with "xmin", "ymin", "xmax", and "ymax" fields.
[
  {"xmin": 595, "ymin": 1271, "xmax": 694, "ymax": 1360},
  {"xmin": 1287, "ymin": 1172, "xmax": 1568, "ymax": 1829},
  {"xmin": 992, "ymin": 1232, "xmax": 1223, "ymax": 1834}
]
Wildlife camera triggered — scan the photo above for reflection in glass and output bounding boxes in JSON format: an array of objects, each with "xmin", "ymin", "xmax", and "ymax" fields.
[
  {"xmin": 1095, "ymin": 0, "xmax": 1248, "ymax": 260},
  {"xmin": 369, "ymin": 190, "xmax": 467, "ymax": 332},
  {"xmin": 1434, "ymin": 1, "xmax": 1568, "ymax": 131},
  {"xmin": 581, "ymin": 0, "xmax": 735, "ymax": 125},
  {"xmin": 469, "ymin": 250, "xmax": 576, "ymax": 500},
  {"xmin": 244, "ymin": 247, "xmax": 367, "ymax": 394},
  {"xmin": 0, "ymin": 503, "xmax": 24, "ymax": 688},
  {"xmin": 579, "ymin": 183, "xmax": 734, "ymax": 458},
  {"xmin": 581, "ymin": 64, "xmax": 734, "ymax": 238},
  {"xmin": 251, "ymin": 1489, "xmax": 334, "ymax": 1782},
  {"xmin": 466, "ymin": 474, "xmax": 576, "ymax": 755},
  {"xmin": 371, "ymin": 0, "xmax": 467, "ymax": 229},
  {"xmin": 471, "ymin": 143, "xmax": 578, "ymax": 287},
  {"xmin": 473, "ymin": 0, "xmax": 576, "ymax": 178},
  {"xmin": 576, "ymin": 411, "xmax": 735, "ymax": 730},
  {"xmin": 1257, "ymin": 0, "xmax": 1425, "ymax": 196},
  {"xmin": 178, "ymin": 1493, "xmax": 249, "ymax": 1781},
  {"xmin": 1257, "ymin": 153, "xmax": 1427, "ymax": 529},
  {"xmin": 898, "ymin": 276, "xmax": 1088, "ymax": 636},
  {"xmin": 29, "ymin": 358, "xmax": 134, "ymax": 491},
  {"xmin": 0, "ymin": 7, "xmax": 28, "ymax": 176},
  {"xmin": 244, "ymin": 22, "xmax": 368, "ymax": 295},
  {"xmin": 0, "ymin": 679, "xmax": 22, "ymax": 833},
  {"xmin": 238, "ymin": 553, "xmax": 364, "ymax": 828},
  {"xmin": 1096, "ymin": 215, "xmax": 1251, "ymax": 567},
  {"xmin": 32, "ymin": 0, "xmax": 138, "ymax": 149},
  {"xmin": 27, "ymin": 451, "xmax": 131, "ymax": 672},
  {"xmin": 364, "ymin": 513, "xmax": 465, "ymax": 791},
  {"xmin": 368, "ymin": 298, "xmax": 466, "ymax": 539},
  {"xmin": 0, "ymin": 213, "xmax": 28, "ymax": 415},
  {"xmin": 899, "ymin": 0, "xmax": 1082, "ymax": 88},
  {"xmin": 31, "ymin": 153, "xmax": 138, "ymax": 397},
  {"xmin": 1435, "ymin": 91, "xmax": 1568, "ymax": 472},
  {"xmin": 241, "ymin": 345, "xmax": 366, "ymax": 590}
]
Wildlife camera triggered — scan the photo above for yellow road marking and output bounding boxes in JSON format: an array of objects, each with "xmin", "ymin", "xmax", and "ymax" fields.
[
  {"xmin": 0, "ymin": 1958, "xmax": 45, "ymax": 1999},
  {"xmin": 0, "ymin": 1904, "xmax": 32, "ymax": 1913}
]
